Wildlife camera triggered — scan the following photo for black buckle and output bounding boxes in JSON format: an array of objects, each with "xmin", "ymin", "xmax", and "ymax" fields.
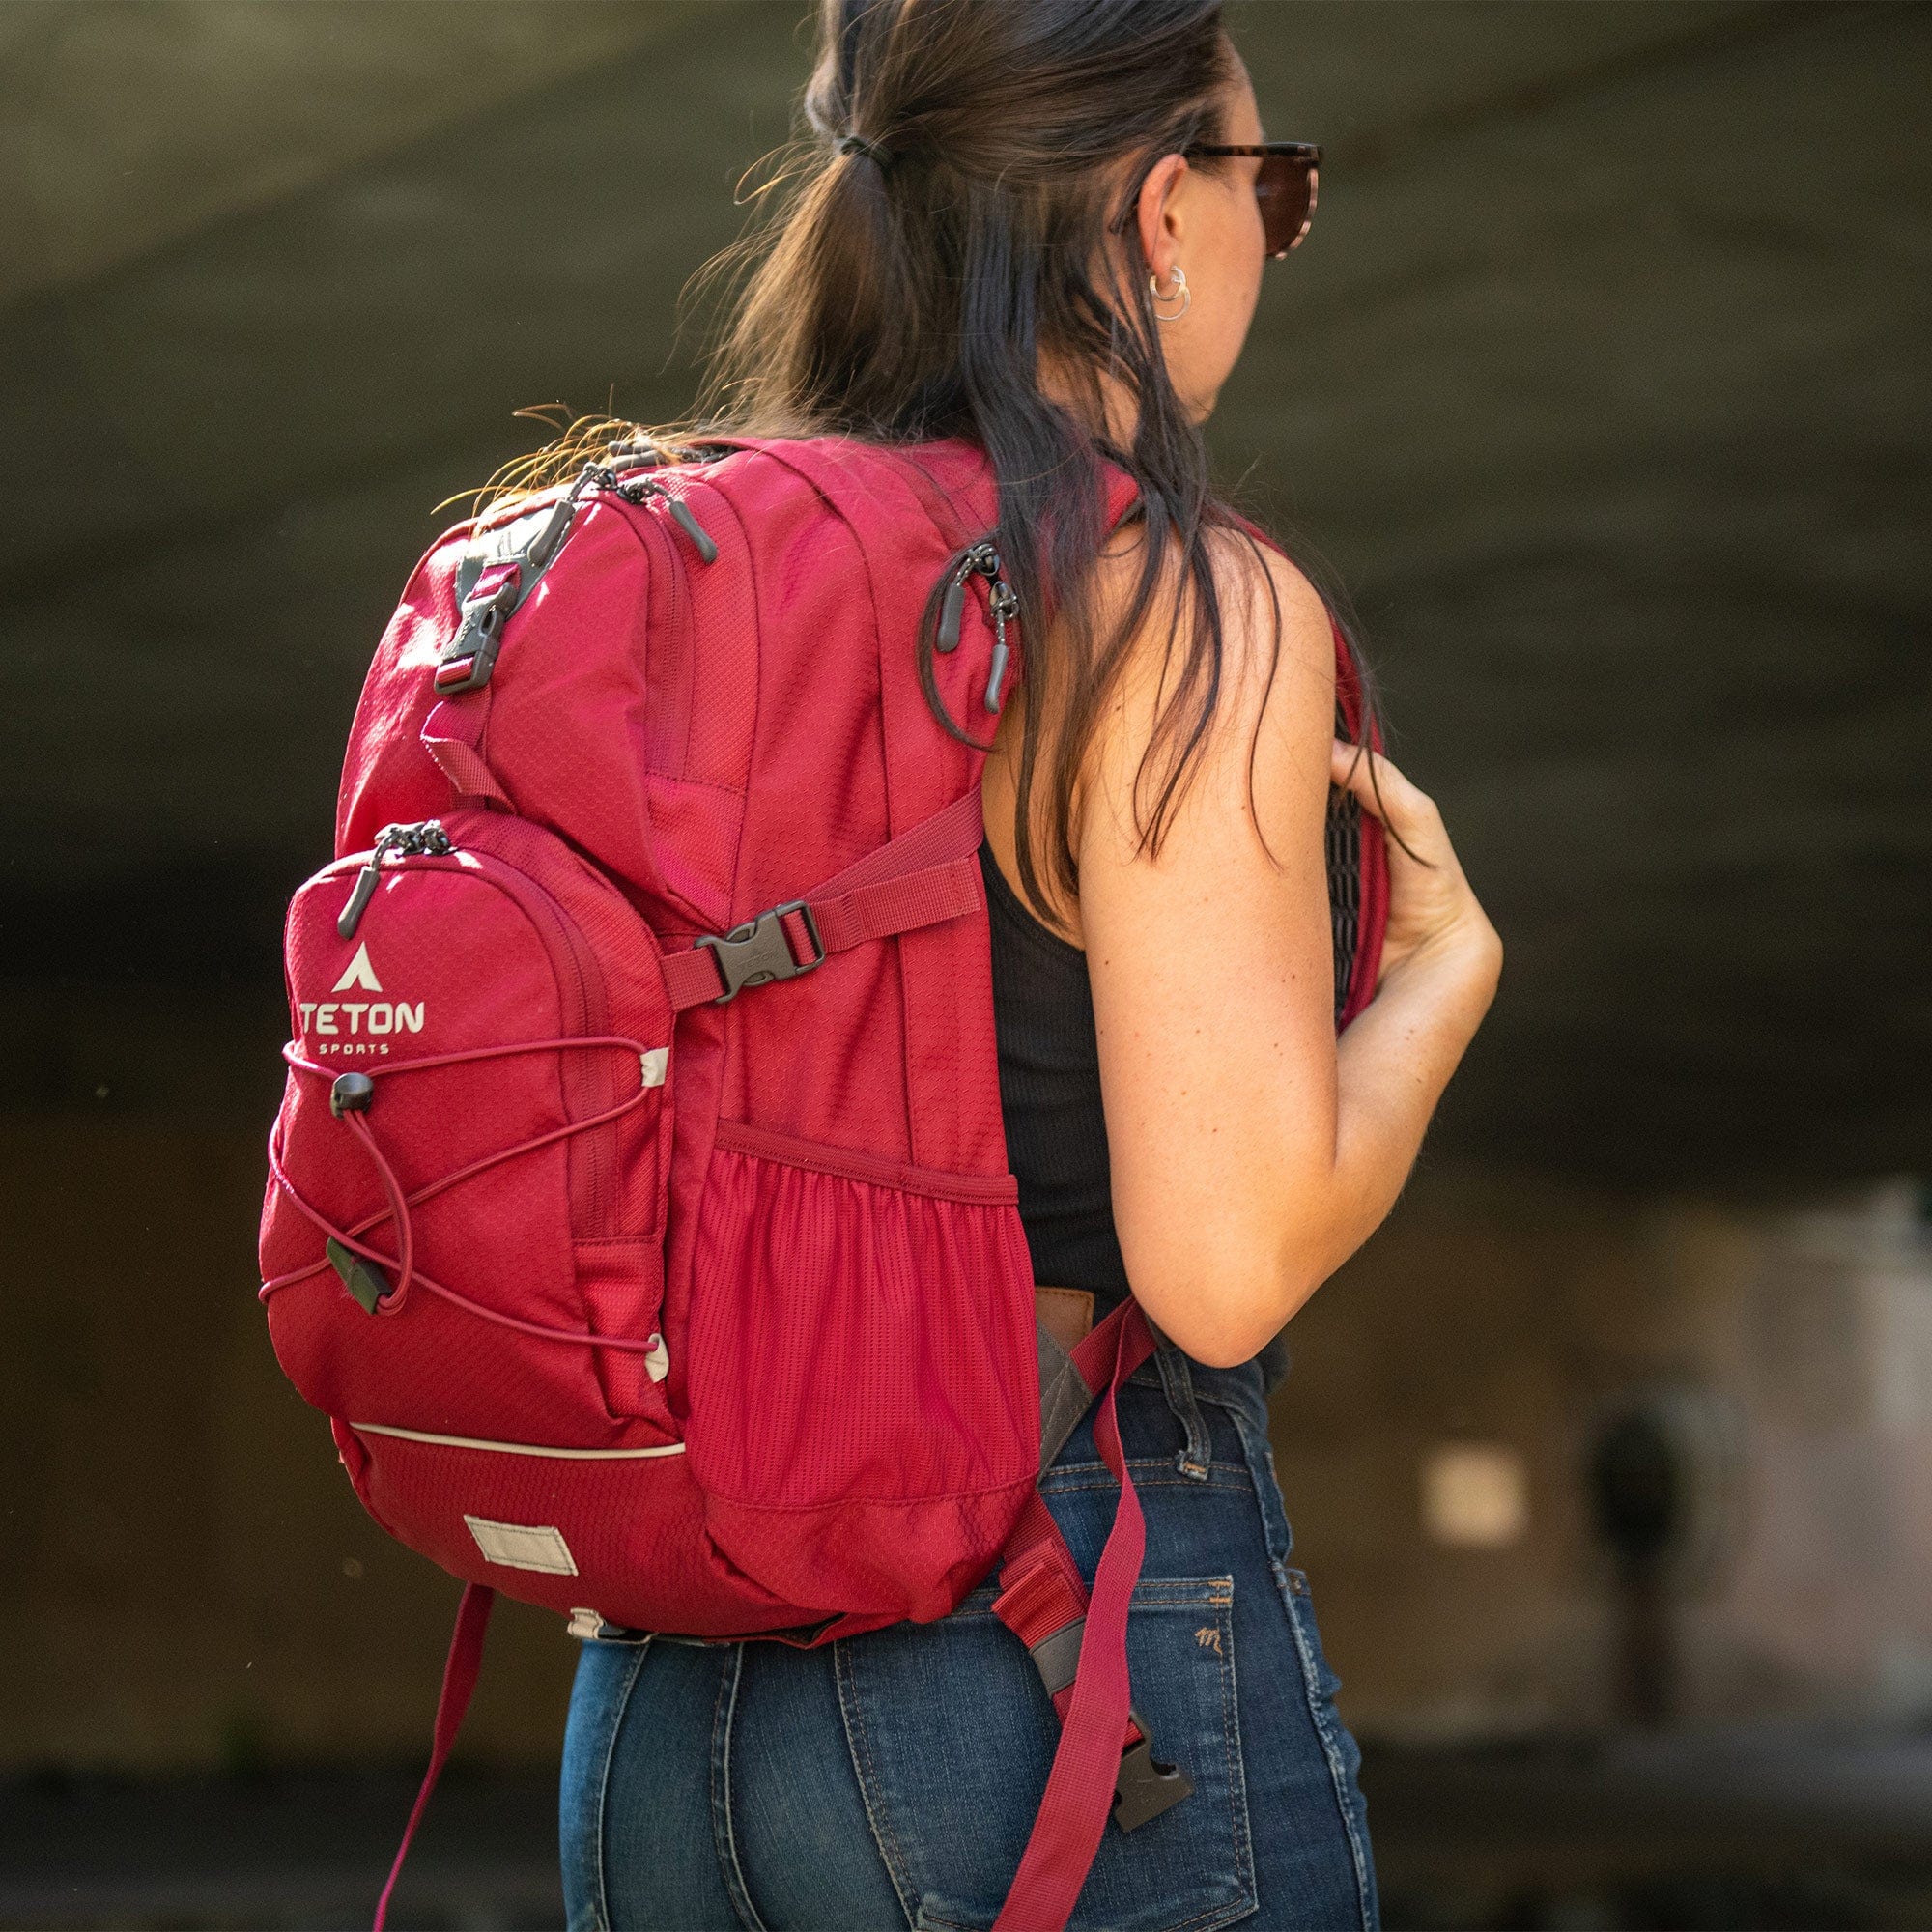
[
  {"xmin": 1022, "ymin": 1618, "xmax": 1194, "ymax": 1833},
  {"xmin": 696, "ymin": 901, "xmax": 824, "ymax": 1003},
  {"xmin": 1114, "ymin": 1707, "xmax": 1193, "ymax": 1832},
  {"xmin": 434, "ymin": 565, "xmax": 525, "ymax": 694}
]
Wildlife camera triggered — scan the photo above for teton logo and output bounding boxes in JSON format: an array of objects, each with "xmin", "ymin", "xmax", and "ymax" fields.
[
  {"xmin": 332, "ymin": 943, "xmax": 382, "ymax": 993},
  {"xmin": 300, "ymin": 942, "xmax": 423, "ymax": 1053}
]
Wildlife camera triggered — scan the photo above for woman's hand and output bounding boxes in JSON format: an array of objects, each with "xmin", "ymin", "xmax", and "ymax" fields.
[{"xmin": 1331, "ymin": 739, "xmax": 1502, "ymax": 996}]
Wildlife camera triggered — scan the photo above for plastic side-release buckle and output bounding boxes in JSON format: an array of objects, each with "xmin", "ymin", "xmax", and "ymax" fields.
[
  {"xmin": 434, "ymin": 559, "xmax": 524, "ymax": 694},
  {"xmin": 566, "ymin": 1608, "xmax": 650, "ymax": 1644},
  {"xmin": 1113, "ymin": 1708, "xmax": 1193, "ymax": 1832},
  {"xmin": 1021, "ymin": 1615, "xmax": 1193, "ymax": 1833},
  {"xmin": 695, "ymin": 900, "xmax": 824, "ymax": 1003}
]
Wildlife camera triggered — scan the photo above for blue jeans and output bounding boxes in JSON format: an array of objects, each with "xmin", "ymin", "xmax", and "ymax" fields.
[{"xmin": 559, "ymin": 1344, "xmax": 1378, "ymax": 1930}]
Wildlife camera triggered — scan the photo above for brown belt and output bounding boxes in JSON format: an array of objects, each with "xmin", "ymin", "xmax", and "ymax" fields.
[{"xmin": 1035, "ymin": 1284, "xmax": 1094, "ymax": 1355}]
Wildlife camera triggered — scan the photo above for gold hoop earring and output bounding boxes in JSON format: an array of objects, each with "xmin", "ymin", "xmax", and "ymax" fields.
[{"xmin": 1150, "ymin": 265, "xmax": 1191, "ymax": 321}]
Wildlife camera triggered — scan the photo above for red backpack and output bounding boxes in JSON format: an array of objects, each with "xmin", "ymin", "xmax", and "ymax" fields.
[{"xmin": 260, "ymin": 433, "xmax": 1385, "ymax": 1928}]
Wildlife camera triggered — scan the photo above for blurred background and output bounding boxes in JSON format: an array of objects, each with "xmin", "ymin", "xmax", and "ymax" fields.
[{"xmin": 2, "ymin": 1, "xmax": 1928, "ymax": 1926}]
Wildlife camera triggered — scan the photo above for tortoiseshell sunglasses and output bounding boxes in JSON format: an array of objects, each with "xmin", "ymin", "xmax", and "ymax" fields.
[{"xmin": 1186, "ymin": 142, "xmax": 1321, "ymax": 257}]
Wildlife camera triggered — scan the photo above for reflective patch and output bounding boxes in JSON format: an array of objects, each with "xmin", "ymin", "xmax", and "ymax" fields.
[
  {"xmin": 464, "ymin": 1515, "xmax": 578, "ymax": 1575},
  {"xmin": 640, "ymin": 1047, "xmax": 668, "ymax": 1088}
]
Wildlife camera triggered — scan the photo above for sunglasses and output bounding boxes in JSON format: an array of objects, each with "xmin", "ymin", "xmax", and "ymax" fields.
[{"xmin": 1185, "ymin": 142, "xmax": 1321, "ymax": 257}]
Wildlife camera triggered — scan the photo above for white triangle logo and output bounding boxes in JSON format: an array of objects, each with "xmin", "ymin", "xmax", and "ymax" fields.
[{"xmin": 332, "ymin": 943, "xmax": 383, "ymax": 994}]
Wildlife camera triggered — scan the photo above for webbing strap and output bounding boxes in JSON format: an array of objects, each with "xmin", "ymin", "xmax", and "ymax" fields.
[
  {"xmin": 662, "ymin": 790, "xmax": 986, "ymax": 1010},
  {"xmin": 373, "ymin": 1582, "xmax": 495, "ymax": 1931},
  {"xmin": 990, "ymin": 1302, "xmax": 1158, "ymax": 1931},
  {"xmin": 420, "ymin": 696, "xmax": 510, "ymax": 809}
]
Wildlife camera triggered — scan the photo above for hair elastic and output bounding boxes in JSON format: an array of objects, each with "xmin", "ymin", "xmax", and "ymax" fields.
[{"xmin": 837, "ymin": 131, "xmax": 892, "ymax": 169}]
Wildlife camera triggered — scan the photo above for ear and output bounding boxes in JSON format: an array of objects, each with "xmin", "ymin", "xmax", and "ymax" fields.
[{"xmin": 1134, "ymin": 153, "xmax": 1190, "ymax": 282}]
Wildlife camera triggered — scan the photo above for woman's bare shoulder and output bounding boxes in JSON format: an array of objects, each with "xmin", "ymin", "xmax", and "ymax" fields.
[{"xmin": 1078, "ymin": 512, "xmax": 1338, "ymax": 854}]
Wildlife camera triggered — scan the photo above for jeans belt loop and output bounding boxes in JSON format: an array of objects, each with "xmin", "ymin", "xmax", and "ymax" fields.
[{"xmin": 1153, "ymin": 1338, "xmax": 1212, "ymax": 1482}]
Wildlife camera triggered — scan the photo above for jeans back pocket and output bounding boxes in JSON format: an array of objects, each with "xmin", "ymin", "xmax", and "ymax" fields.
[{"xmin": 838, "ymin": 1576, "xmax": 1256, "ymax": 1932}]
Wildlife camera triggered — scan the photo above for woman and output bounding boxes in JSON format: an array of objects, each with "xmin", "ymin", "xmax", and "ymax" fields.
[{"xmin": 559, "ymin": 1, "xmax": 1500, "ymax": 1926}]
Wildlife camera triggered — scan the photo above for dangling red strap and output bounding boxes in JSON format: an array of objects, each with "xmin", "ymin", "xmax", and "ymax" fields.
[
  {"xmin": 991, "ymin": 1303, "xmax": 1156, "ymax": 1931},
  {"xmin": 373, "ymin": 1582, "xmax": 496, "ymax": 1931}
]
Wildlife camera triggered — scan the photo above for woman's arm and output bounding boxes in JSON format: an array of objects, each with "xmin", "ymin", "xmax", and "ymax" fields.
[{"xmin": 1075, "ymin": 531, "xmax": 1500, "ymax": 1367}]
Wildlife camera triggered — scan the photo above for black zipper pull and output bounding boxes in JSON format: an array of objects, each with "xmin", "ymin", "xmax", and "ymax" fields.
[
  {"xmin": 614, "ymin": 474, "xmax": 718, "ymax": 563},
  {"xmin": 938, "ymin": 541, "xmax": 1002, "ymax": 653},
  {"xmin": 604, "ymin": 436, "xmax": 666, "ymax": 469},
  {"xmin": 984, "ymin": 577, "xmax": 1018, "ymax": 713},
  {"xmin": 937, "ymin": 573, "xmax": 968, "ymax": 653},
  {"xmin": 519, "ymin": 460, "xmax": 614, "ymax": 575},
  {"xmin": 665, "ymin": 495, "xmax": 719, "ymax": 564},
  {"xmin": 338, "ymin": 825, "xmax": 406, "ymax": 939},
  {"xmin": 336, "ymin": 821, "xmax": 454, "ymax": 939},
  {"xmin": 937, "ymin": 573, "xmax": 967, "ymax": 653}
]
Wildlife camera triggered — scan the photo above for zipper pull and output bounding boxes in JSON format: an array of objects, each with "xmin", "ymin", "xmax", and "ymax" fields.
[
  {"xmin": 338, "ymin": 825, "xmax": 406, "ymax": 939},
  {"xmin": 518, "ymin": 460, "xmax": 613, "ymax": 576},
  {"xmin": 615, "ymin": 476, "xmax": 718, "ymax": 563},
  {"xmin": 665, "ymin": 495, "xmax": 719, "ymax": 564},
  {"xmin": 984, "ymin": 578, "xmax": 1018, "ymax": 713},
  {"xmin": 335, "ymin": 821, "xmax": 454, "ymax": 939},
  {"xmin": 938, "ymin": 573, "xmax": 968, "ymax": 653},
  {"xmin": 938, "ymin": 541, "xmax": 1001, "ymax": 653}
]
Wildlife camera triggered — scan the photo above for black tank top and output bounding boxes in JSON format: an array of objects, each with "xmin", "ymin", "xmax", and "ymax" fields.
[
  {"xmin": 978, "ymin": 838, "xmax": 1132, "ymax": 1311},
  {"xmin": 980, "ymin": 790, "xmax": 1365, "ymax": 1392}
]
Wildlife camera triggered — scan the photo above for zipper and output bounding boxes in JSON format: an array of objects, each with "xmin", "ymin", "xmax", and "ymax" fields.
[
  {"xmin": 611, "ymin": 475, "xmax": 695, "ymax": 777},
  {"xmin": 936, "ymin": 539, "xmax": 1019, "ymax": 712},
  {"xmin": 350, "ymin": 1421, "xmax": 684, "ymax": 1459},
  {"xmin": 608, "ymin": 464, "xmax": 719, "ymax": 564},
  {"xmin": 474, "ymin": 848, "xmax": 619, "ymax": 1238}
]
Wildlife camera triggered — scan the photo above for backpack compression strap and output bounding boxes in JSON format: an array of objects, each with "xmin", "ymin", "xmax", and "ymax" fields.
[
  {"xmin": 661, "ymin": 789, "xmax": 988, "ymax": 1009},
  {"xmin": 989, "ymin": 1299, "xmax": 1189, "ymax": 1930},
  {"xmin": 372, "ymin": 1580, "xmax": 495, "ymax": 1931}
]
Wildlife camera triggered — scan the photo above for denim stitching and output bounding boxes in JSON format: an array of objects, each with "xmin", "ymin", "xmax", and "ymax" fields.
[
  {"xmin": 833, "ymin": 1637, "xmax": 921, "ymax": 1927},
  {"xmin": 1229, "ymin": 1406, "xmax": 1375, "ymax": 1931},
  {"xmin": 1214, "ymin": 1584, "xmax": 1257, "ymax": 1917},
  {"xmin": 582, "ymin": 1638, "xmax": 651, "ymax": 1932},
  {"xmin": 1226, "ymin": 1408, "xmax": 1293, "ymax": 1569},
  {"xmin": 1041, "ymin": 1467, "xmax": 1250, "ymax": 1495},
  {"xmin": 709, "ymin": 1645, "xmax": 770, "ymax": 1932},
  {"xmin": 1273, "ymin": 1564, "xmax": 1376, "ymax": 1931}
]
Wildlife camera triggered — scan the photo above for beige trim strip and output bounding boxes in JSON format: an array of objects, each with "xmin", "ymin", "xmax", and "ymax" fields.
[{"xmin": 351, "ymin": 1421, "xmax": 685, "ymax": 1460}]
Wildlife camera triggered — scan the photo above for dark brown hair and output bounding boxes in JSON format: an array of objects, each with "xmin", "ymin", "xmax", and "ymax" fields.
[{"xmin": 491, "ymin": 0, "xmax": 1368, "ymax": 915}]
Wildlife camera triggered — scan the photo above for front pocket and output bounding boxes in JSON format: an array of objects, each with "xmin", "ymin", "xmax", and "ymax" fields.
[
  {"xmin": 262, "ymin": 811, "xmax": 675, "ymax": 1441},
  {"xmin": 333, "ymin": 1417, "xmax": 803, "ymax": 1637},
  {"xmin": 838, "ymin": 1577, "xmax": 1255, "ymax": 1932}
]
